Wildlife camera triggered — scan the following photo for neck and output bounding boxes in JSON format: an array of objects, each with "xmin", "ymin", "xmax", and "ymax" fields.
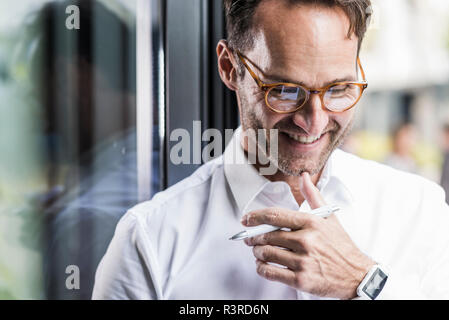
[
  {"xmin": 242, "ymin": 140, "xmax": 323, "ymax": 206},
  {"xmin": 265, "ymin": 167, "xmax": 323, "ymax": 206}
]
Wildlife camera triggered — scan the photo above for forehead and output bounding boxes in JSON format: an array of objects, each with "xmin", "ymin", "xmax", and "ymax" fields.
[{"xmin": 249, "ymin": 1, "xmax": 358, "ymax": 80}]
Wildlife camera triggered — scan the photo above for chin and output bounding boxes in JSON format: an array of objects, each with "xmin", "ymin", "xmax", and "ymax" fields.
[
  {"xmin": 274, "ymin": 149, "xmax": 330, "ymax": 176},
  {"xmin": 277, "ymin": 160, "xmax": 321, "ymax": 176}
]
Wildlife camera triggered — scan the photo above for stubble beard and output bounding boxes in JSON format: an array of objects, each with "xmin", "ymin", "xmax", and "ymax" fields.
[{"xmin": 240, "ymin": 99, "xmax": 354, "ymax": 177}]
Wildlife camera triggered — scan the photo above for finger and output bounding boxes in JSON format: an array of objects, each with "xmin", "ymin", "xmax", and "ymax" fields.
[
  {"xmin": 242, "ymin": 207, "xmax": 312, "ymax": 229},
  {"xmin": 253, "ymin": 245, "xmax": 302, "ymax": 270},
  {"xmin": 244, "ymin": 230, "xmax": 297, "ymax": 251},
  {"xmin": 255, "ymin": 259, "xmax": 297, "ymax": 287},
  {"xmin": 299, "ymin": 172, "xmax": 327, "ymax": 209}
]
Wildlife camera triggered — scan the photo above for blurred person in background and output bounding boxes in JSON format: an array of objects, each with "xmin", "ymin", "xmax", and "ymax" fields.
[
  {"xmin": 440, "ymin": 123, "xmax": 449, "ymax": 204},
  {"xmin": 384, "ymin": 122, "xmax": 418, "ymax": 174}
]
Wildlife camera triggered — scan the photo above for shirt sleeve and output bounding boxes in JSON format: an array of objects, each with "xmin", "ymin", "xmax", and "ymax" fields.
[
  {"xmin": 92, "ymin": 210, "xmax": 163, "ymax": 300},
  {"xmin": 376, "ymin": 181, "xmax": 449, "ymax": 300}
]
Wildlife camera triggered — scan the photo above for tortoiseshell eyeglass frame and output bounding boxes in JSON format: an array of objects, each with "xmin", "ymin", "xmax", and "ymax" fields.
[{"xmin": 236, "ymin": 50, "xmax": 368, "ymax": 114}]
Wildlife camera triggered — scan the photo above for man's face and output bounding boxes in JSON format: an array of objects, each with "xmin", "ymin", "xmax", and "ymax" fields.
[{"xmin": 236, "ymin": 1, "xmax": 359, "ymax": 176}]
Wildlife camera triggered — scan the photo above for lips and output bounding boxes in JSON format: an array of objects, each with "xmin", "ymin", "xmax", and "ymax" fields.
[{"xmin": 284, "ymin": 132, "xmax": 323, "ymax": 144}]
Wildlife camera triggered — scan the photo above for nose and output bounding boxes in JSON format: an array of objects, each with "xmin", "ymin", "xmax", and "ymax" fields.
[{"xmin": 292, "ymin": 93, "xmax": 329, "ymax": 136}]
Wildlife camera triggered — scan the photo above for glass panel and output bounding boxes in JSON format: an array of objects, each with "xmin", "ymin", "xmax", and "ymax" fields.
[{"xmin": 0, "ymin": 0, "xmax": 160, "ymax": 299}]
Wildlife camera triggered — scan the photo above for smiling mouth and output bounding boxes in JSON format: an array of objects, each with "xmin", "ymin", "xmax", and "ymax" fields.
[{"xmin": 282, "ymin": 131, "xmax": 325, "ymax": 144}]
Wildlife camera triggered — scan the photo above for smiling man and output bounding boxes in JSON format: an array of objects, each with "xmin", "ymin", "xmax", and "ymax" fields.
[{"xmin": 93, "ymin": 0, "xmax": 449, "ymax": 300}]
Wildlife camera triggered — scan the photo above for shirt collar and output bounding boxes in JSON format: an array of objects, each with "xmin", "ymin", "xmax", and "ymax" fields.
[
  {"xmin": 223, "ymin": 126, "xmax": 354, "ymax": 215},
  {"xmin": 223, "ymin": 127, "xmax": 270, "ymax": 214}
]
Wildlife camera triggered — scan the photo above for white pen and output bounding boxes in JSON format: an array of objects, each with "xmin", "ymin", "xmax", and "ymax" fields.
[{"xmin": 229, "ymin": 205, "xmax": 340, "ymax": 241}]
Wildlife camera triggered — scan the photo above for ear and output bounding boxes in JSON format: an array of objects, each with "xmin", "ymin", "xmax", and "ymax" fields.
[{"xmin": 216, "ymin": 40, "xmax": 238, "ymax": 91}]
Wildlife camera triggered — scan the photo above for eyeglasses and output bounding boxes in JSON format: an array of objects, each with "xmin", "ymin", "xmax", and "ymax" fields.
[{"xmin": 236, "ymin": 51, "xmax": 368, "ymax": 114}]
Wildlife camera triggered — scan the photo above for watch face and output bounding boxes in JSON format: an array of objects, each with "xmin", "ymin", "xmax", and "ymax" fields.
[{"xmin": 362, "ymin": 268, "xmax": 388, "ymax": 300}]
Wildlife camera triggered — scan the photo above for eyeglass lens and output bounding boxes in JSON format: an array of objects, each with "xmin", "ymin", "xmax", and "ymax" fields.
[{"xmin": 267, "ymin": 83, "xmax": 362, "ymax": 112}]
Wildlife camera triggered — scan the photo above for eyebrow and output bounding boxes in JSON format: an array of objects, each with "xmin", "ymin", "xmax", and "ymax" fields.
[
  {"xmin": 239, "ymin": 53, "xmax": 361, "ymax": 88},
  {"xmin": 264, "ymin": 75, "xmax": 358, "ymax": 88}
]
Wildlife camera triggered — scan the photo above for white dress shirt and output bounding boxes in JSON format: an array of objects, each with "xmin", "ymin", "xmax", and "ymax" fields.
[{"xmin": 92, "ymin": 127, "xmax": 449, "ymax": 300}]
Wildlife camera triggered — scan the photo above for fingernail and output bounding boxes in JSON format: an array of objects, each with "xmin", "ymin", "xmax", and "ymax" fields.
[{"xmin": 240, "ymin": 215, "xmax": 247, "ymax": 226}]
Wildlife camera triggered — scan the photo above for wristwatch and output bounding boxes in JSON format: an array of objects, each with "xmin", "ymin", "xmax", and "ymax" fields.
[{"xmin": 356, "ymin": 264, "xmax": 389, "ymax": 300}]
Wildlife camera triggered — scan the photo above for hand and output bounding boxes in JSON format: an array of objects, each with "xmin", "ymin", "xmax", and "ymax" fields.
[{"xmin": 241, "ymin": 172, "xmax": 375, "ymax": 299}]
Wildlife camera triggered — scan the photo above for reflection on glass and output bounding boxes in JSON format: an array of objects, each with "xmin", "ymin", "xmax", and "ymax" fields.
[{"xmin": 0, "ymin": 0, "xmax": 160, "ymax": 299}]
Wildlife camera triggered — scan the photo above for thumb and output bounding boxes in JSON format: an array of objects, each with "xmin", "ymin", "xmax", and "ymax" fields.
[{"xmin": 299, "ymin": 172, "xmax": 327, "ymax": 209}]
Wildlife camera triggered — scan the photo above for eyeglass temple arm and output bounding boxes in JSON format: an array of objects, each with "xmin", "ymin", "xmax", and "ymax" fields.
[
  {"xmin": 357, "ymin": 57, "xmax": 367, "ymax": 82},
  {"xmin": 236, "ymin": 51, "xmax": 264, "ymax": 88}
]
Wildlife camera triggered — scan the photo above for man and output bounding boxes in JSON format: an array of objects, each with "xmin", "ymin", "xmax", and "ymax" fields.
[{"xmin": 93, "ymin": 0, "xmax": 449, "ymax": 299}]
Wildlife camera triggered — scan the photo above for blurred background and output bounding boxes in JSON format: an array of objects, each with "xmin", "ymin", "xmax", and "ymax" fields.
[
  {"xmin": 348, "ymin": 0, "xmax": 449, "ymax": 185},
  {"xmin": 0, "ymin": 0, "xmax": 448, "ymax": 299}
]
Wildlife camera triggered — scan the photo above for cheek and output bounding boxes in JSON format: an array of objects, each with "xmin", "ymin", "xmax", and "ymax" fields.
[
  {"xmin": 332, "ymin": 110, "xmax": 354, "ymax": 131},
  {"xmin": 250, "ymin": 91, "xmax": 286, "ymax": 128},
  {"xmin": 257, "ymin": 105, "xmax": 291, "ymax": 131},
  {"xmin": 238, "ymin": 81, "xmax": 265, "ymax": 111},
  {"xmin": 239, "ymin": 86, "xmax": 277, "ymax": 126}
]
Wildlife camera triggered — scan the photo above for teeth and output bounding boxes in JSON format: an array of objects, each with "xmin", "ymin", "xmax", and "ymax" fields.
[{"xmin": 287, "ymin": 133, "xmax": 322, "ymax": 144}]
